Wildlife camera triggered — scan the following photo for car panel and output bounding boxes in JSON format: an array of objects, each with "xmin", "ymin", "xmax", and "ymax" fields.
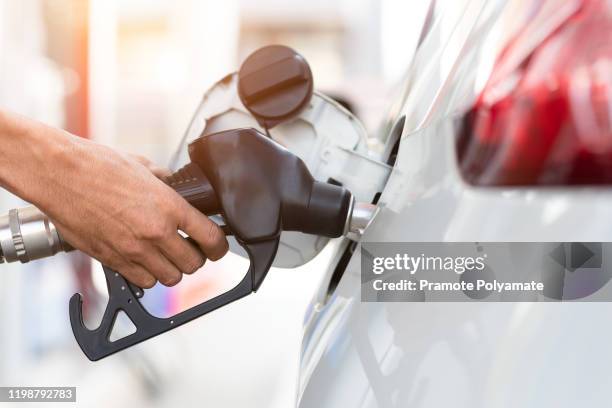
[{"xmin": 298, "ymin": 0, "xmax": 612, "ymax": 406}]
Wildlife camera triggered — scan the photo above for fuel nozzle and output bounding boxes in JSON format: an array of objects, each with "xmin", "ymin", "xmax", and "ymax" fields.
[{"xmin": 180, "ymin": 127, "xmax": 354, "ymax": 242}]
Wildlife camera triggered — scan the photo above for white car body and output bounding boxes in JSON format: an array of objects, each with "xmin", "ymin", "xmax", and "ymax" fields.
[{"xmin": 296, "ymin": 0, "xmax": 612, "ymax": 407}]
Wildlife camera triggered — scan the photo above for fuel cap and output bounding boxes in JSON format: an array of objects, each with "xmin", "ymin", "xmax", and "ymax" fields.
[{"xmin": 238, "ymin": 45, "xmax": 313, "ymax": 129}]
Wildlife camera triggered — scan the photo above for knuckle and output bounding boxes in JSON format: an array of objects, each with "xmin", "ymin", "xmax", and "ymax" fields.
[
  {"xmin": 185, "ymin": 256, "xmax": 205, "ymax": 274},
  {"xmin": 140, "ymin": 276, "xmax": 157, "ymax": 289},
  {"xmin": 122, "ymin": 241, "xmax": 145, "ymax": 259},
  {"xmin": 207, "ymin": 222, "xmax": 220, "ymax": 244},
  {"xmin": 142, "ymin": 223, "xmax": 169, "ymax": 241},
  {"xmin": 205, "ymin": 224, "xmax": 226, "ymax": 261},
  {"xmin": 117, "ymin": 264, "xmax": 157, "ymax": 289},
  {"xmin": 162, "ymin": 273, "xmax": 182, "ymax": 287}
]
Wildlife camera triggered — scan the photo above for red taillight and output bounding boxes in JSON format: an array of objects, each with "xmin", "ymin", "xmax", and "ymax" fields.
[{"xmin": 457, "ymin": 0, "xmax": 612, "ymax": 186}]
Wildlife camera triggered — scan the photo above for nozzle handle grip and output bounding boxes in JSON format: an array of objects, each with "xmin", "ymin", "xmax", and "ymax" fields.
[{"xmin": 164, "ymin": 162, "xmax": 220, "ymax": 216}]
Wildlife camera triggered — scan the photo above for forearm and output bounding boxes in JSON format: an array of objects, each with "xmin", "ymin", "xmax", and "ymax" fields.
[{"xmin": 0, "ymin": 109, "xmax": 78, "ymax": 207}]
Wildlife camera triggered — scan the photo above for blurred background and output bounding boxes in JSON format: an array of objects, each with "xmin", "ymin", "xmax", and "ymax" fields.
[{"xmin": 0, "ymin": 0, "xmax": 427, "ymax": 407}]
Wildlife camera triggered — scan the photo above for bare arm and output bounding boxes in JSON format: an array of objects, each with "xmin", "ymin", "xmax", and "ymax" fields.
[{"xmin": 0, "ymin": 110, "xmax": 228, "ymax": 288}]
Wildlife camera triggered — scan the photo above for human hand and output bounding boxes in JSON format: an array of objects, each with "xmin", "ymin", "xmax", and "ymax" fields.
[{"xmin": 0, "ymin": 114, "xmax": 228, "ymax": 288}]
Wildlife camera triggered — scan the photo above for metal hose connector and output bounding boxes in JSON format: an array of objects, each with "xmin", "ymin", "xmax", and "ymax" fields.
[
  {"xmin": 0, "ymin": 205, "xmax": 70, "ymax": 263},
  {"xmin": 0, "ymin": 200, "xmax": 373, "ymax": 264}
]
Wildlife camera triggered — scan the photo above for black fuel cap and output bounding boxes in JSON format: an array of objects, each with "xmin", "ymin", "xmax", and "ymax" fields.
[{"xmin": 238, "ymin": 45, "xmax": 313, "ymax": 129}]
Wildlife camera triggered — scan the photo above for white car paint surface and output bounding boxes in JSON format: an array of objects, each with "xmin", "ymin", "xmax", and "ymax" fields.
[{"xmin": 297, "ymin": 0, "xmax": 612, "ymax": 407}]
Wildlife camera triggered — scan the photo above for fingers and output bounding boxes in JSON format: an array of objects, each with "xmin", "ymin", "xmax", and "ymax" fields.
[
  {"xmin": 118, "ymin": 263, "xmax": 157, "ymax": 289},
  {"xmin": 115, "ymin": 200, "xmax": 224, "ymax": 288},
  {"xmin": 159, "ymin": 233, "xmax": 206, "ymax": 275},
  {"xmin": 177, "ymin": 202, "xmax": 229, "ymax": 261},
  {"xmin": 138, "ymin": 250, "xmax": 184, "ymax": 287},
  {"xmin": 125, "ymin": 234, "xmax": 207, "ymax": 289}
]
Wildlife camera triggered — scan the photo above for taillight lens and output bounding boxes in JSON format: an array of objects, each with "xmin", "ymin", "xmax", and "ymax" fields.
[{"xmin": 457, "ymin": 0, "xmax": 612, "ymax": 186}]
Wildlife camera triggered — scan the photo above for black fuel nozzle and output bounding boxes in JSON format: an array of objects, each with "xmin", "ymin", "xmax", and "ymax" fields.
[
  {"xmin": 180, "ymin": 128, "xmax": 352, "ymax": 238},
  {"xmin": 168, "ymin": 127, "xmax": 353, "ymax": 289},
  {"xmin": 69, "ymin": 127, "xmax": 355, "ymax": 361}
]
